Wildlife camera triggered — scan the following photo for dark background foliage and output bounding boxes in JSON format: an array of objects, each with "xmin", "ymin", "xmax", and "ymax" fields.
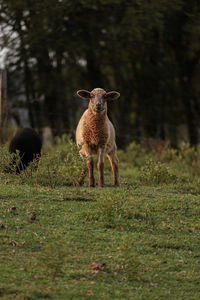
[{"xmin": 1, "ymin": 0, "xmax": 200, "ymax": 148}]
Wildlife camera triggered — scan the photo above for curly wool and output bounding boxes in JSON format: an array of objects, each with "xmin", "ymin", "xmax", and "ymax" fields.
[{"xmin": 82, "ymin": 109, "xmax": 108, "ymax": 150}]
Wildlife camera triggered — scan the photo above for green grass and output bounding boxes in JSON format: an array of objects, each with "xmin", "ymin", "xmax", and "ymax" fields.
[{"xmin": 0, "ymin": 140, "xmax": 200, "ymax": 299}]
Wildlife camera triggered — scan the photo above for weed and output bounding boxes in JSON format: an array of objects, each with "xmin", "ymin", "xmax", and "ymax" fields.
[
  {"xmin": 95, "ymin": 196, "xmax": 130, "ymax": 228},
  {"xmin": 116, "ymin": 235, "xmax": 142, "ymax": 280},
  {"xmin": 139, "ymin": 159, "xmax": 178, "ymax": 185},
  {"xmin": 36, "ymin": 240, "xmax": 66, "ymax": 280}
]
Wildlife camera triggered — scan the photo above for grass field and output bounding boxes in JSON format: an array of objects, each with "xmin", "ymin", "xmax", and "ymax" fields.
[{"xmin": 0, "ymin": 138, "xmax": 200, "ymax": 299}]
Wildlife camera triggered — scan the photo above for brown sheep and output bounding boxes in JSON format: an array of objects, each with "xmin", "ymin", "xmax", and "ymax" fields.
[{"xmin": 76, "ymin": 88, "xmax": 120, "ymax": 187}]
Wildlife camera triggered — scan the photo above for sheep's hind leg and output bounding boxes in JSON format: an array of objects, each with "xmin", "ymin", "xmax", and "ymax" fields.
[
  {"xmin": 78, "ymin": 151, "xmax": 89, "ymax": 186},
  {"xmin": 78, "ymin": 166, "xmax": 88, "ymax": 186},
  {"xmin": 107, "ymin": 151, "xmax": 119, "ymax": 186},
  {"xmin": 98, "ymin": 148, "xmax": 105, "ymax": 187}
]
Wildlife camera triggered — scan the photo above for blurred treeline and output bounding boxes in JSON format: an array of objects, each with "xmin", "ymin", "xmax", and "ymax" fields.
[{"xmin": 1, "ymin": 0, "xmax": 200, "ymax": 148}]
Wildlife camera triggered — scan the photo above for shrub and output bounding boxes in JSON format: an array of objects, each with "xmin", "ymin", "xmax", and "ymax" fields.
[
  {"xmin": 0, "ymin": 143, "xmax": 15, "ymax": 173},
  {"xmin": 0, "ymin": 135, "xmax": 87, "ymax": 187},
  {"xmin": 139, "ymin": 159, "xmax": 178, "ymax": 185},
  {"xmin": 118, "ymin": 141, "xmax": 147, "ymax": 167},
  {"xmin": 33, "ymin": 135, "xmax": 87, "ymax": 187}
]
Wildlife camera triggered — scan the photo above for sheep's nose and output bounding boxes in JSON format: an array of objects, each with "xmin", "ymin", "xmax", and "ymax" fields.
[{"xmin": 96, "ymin": 104, "xmax": 101, "ymax": 110}]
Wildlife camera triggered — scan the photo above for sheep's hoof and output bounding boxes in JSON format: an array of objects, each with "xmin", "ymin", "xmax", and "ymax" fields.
[
  {"xmin": 89, "ymin": 180, "xmax": 95, "ymax": 187},
  {"xmin": 89, "ymin": 184, "xmax": 95, "ymax": 187},
  {"xmin": 78, "ymin": 179, "xmax": 85, "ymax": 186}
]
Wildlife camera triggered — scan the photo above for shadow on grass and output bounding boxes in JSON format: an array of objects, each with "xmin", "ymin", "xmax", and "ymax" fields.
[
  {"xmin": 52, "ymin": 196, "xmax": 97, "ymax": 202},
  {"xmin": 152, "ymin": 242, "xmax": 193, "ymax": 251}
]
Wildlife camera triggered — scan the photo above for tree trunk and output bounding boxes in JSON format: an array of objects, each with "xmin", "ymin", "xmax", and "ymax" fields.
[{"xmin": 181, "ymin": 79, "xmax": 198, "ymax": 146}]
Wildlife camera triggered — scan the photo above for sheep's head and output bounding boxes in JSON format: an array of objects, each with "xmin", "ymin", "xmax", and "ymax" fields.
[{"xmin": 77, "ymin": 88, "xmax": 120, "ymax": 114}]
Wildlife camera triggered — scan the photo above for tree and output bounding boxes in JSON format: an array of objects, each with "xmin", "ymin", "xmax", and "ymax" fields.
[{"xmin": 1, "ymin": 0, "xmax": 200, "ymax": 147}]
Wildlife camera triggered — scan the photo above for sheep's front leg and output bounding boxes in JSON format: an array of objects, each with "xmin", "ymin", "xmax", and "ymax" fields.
[
  {"xmin": 98, "ymin": 148, "xmax": 105, "ymax": 187},
  {"xmin": 88, "ymin": 154, "xmax": 95, "ymax": 187},
  {"xmin": 107, "ymin": 151, "xmax": 119, "ymax": 186}
]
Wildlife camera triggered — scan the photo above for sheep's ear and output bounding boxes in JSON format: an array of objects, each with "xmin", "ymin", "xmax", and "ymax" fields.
[
  {"xmin": 77, "ymin": 90, "xmax": 91, "ymax": 100},
  {"xmin": 105, "ymin": 91, "xmax": 120, "ymax": 101}
]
